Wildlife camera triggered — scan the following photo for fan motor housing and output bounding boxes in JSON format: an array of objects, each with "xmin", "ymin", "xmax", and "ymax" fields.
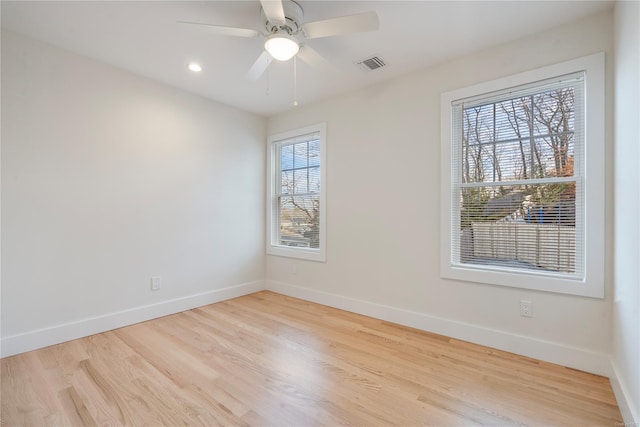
[{"xmin": 262, "ymin": 0, "xmax": 303, "ymax": 35}]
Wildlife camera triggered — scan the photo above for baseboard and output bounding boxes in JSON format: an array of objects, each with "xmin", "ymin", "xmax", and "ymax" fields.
[
  {"xmin": 265, "ymin": 279, "xmax": 612, "ymax": 377},
  {"xmin": 1, "ymin": 280, "xmax": 265, "ymax": 358},
  {"xmin": 3, "ymin": 278, "xmax": 615, "ymax": 379},
  {"xmin": 609, "ymin": 360, "xmax": 640, "ymax": 426}
]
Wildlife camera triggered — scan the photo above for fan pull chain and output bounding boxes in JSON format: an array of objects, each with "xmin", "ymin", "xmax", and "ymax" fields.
[
  {"xmin": 266, "ymin": 65, "xmax": 270, "ymax": 97},
  {"xmin": 293, "ymin": 56, "xmax": 298, "ymax": 107}
]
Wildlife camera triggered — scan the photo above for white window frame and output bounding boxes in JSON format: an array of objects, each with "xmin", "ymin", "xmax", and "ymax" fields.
[
  {"xmin": 267, "ymin": 123, "xmax": 326, "ymax": 262},
  {"xmin": 440, "ymin": 53, "xmax": 605, "ymax": 298}
]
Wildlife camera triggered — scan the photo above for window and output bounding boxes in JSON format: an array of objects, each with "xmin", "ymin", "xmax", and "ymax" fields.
[
  {"xmin": 441, "ymin": 53, "xmax": 604, "ymax": 297},
  {"xmin": 267, "ymin": 123, "xmax": 326, "ymax": 262}
]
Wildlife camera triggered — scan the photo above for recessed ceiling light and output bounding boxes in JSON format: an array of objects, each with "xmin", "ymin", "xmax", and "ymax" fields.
[{"xmin": 188, "ymin": 63, "xmax": 202, "ymax": 72}]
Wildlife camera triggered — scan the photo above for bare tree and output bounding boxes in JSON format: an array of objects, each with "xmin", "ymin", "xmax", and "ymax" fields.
[
  {"xmin": 280, "ymin": 168, "xmax": 320, "ymax": 248},
  {"xmin": 534, "ymin": 89, "xmax": 574, "ymax": 176},
  {"xmin": 500, "ymin": 99, "xmax": 529, "ymax": 180}
]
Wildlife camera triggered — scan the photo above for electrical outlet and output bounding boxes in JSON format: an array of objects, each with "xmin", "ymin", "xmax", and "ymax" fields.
[
  {"xmin": 150, "ymin": 276, "xmax": 161, "ymax": 291},
  {"xmin": 520, "ymin": 300, "xmax": 533, "ymax": 317}
]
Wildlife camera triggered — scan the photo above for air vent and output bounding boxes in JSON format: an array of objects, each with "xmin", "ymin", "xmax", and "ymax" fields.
[{"xmin": 357, "ymin": 56, "xmax": 386, "ymax": 72}]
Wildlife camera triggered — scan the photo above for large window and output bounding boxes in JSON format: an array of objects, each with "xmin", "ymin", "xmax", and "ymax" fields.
[
  {"xmin": 441, "ymin": 54, "xmax": 604, "ymax": 297},
  {"xmin": 267, "ymin": 123, "xmax": 326, "ymax": 262}
]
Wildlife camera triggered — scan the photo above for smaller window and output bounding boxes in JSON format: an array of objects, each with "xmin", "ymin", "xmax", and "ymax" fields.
[{"xmin": 267, "ymin": 123, "xmax": 326, "ymax": 262}]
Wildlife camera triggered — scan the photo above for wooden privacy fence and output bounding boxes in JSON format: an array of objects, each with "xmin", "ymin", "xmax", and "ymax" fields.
[{"xmin": 468, "ymin": 222, "xmax": 576, "ymax": 273}]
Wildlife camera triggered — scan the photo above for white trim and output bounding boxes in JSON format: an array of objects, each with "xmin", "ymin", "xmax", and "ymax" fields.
[
  {"xmin": 0, "ymin": 280, "xmax": 264, "ymax": 358},
  {"xmin": 609, "ymin": 360, "xmax": 640, "ymax": 426},
  {"xmin": 265, "ymin": 279, "xmax": 612, "ymax": 376},
  {"xmin": 440, "ymin": 52, "xmax": 605, "ymax": 298},
  {"xmin": 267, "ymin": 122, "xmax": 327, "ymax": 262}
]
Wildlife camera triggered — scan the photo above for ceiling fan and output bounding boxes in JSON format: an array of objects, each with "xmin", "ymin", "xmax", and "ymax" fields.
[{"xmin": 178, "ymin": 0, "xmax": 379, "ymax": 80}]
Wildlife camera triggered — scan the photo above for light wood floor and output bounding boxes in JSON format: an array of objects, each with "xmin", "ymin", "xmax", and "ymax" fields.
[{"xmin": 2, "ymin": 291, "xmax": 622, "ymax": 426}]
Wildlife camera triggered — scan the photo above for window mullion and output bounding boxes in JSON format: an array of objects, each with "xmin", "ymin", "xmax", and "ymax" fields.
[
  {"xmin": 461, "ymin": 176, "xmax": 577, "ymax": 188},
  {"xmin": 529, "ymin": 95, "xmax": 535, "ymax": 180},
  {"xmin": 492, "ymin": 103, "xmax": 497, "ymax": 183}
]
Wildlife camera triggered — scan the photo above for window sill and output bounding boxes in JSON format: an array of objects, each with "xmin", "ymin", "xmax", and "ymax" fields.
[
  {"xmin": 267, "ymin": 245, "xmax": 326, "ymax": 262},
  {"xmin": 441, "ymin": 262, "xmax": 603, "ymax": 298}
]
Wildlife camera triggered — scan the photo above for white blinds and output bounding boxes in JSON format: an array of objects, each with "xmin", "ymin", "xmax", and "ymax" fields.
[
  {"xmin": 273, "ymin": 132, "xmax": 321, "ymax": 250},
  {"xmin": 450, "ymin": 72, "xmax": 585, "ymax": 279}
]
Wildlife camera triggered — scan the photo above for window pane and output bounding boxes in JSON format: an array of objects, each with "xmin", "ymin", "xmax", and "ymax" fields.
[
  {"xmin": 463, "ymin": 139, "xmax": 534, "ymax": 183},
  {"xmin": 308, "ymin": 139, "xmax": 320, "ymax": 167},
  {"xmin": 281, "ymin": 144, "xmax": 294, "ymax": 171},
  {"xmin": 495, "ymin": 97, "xmax": 531, "ymax": 140},
  {"xmin": 463, "ymin": 105, "xmax": 494, "ymax": 146},
  {"xmin": 462, "ymin": 140, "xmax": 488, "ymax": 183},
  {"xmin": 532, "ymin": 88, "xmax": 575, "ymax": 137},
  {"xmin": 294, "ymin": 142, "xmax": 308, "ymax": 168},
  {"xmin": 293, "ymin": 169, "xmax": 308, "ymax": 194},
  {"xmin": 459, "ymin": 183, "xmax": 576, "ymax": 273},
  {"xmin": 281, "ymin": 170, "xmax": 292, "ymax": 194},
  {"xmin": 493, "ymin": 139, "xmax": 532, "ymax": 181},
  {"xmin": 308, "ymin": 166, "xmax": 320, "ymax": 193},
  {"xmin": 533, "ymin": 134, "xmax": 575, "ymax": 178},
  {"xmin": 279, "ymin": 195, "xmax": 320, "ymax": 248}
]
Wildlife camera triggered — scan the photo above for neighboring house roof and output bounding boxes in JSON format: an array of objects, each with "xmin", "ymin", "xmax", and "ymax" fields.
[{"xmin": 483, "ymin": 191, "xmax": 526, "ymax": 219}]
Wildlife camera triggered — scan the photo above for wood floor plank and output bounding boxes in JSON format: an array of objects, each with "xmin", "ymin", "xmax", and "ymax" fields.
[
  {"xmin": 57, "ymin": 386, "xmax": 97, "ymax": 427},
  {"xmin": 1, "ymin": 291, "xmax": 623, "ymax": 426}
]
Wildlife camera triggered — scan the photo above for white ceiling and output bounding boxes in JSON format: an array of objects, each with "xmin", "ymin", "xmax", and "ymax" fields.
[{"xmin": 1, "ymin": 0, "xmax": 613, "ymax": 117}]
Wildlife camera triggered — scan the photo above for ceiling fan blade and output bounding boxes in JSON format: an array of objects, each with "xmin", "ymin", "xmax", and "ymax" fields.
[
  {"xmin": 247, "ymin": 51, "xmax": 274, "ymax": 80},
  {"xmin": 302, "ymin": 11, "xmax": 379, "ymax": 39},
  {"xmin": 177, "ymin": 21, "xmax": 260, "ymax": 38},
  {"xmin": 297, "ymin": 45, "xmax": 333, "ymax": 74},
  {"xmin": 260, "ymin": 0, "xmax": 285, "ymax": 25}
]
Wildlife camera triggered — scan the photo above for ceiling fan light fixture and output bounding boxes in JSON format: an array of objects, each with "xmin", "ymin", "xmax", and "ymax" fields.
[{"xmin": 264, "ymin": 34, "xmax": 299, "ymax": 61}]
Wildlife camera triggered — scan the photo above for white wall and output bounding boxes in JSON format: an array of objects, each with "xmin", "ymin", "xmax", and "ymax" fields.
[
  {"xmin": 266, "ymin": 11, "xmax": 615, "ymax": 375},
  {"xmin": 612, "ymin": 1, "xmax": 640, "ymax": 424},
  {"xmin": 1, "ymin": 31, "xmax": 266, "ymax": 356}
]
